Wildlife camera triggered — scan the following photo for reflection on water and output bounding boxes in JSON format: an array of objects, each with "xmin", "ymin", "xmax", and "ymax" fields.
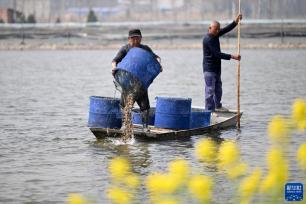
[{"xmin": 0, "ymin": 49, "xmax": 305, "ymax": 203}]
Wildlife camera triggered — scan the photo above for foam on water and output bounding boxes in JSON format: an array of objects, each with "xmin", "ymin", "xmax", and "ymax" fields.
[{"xmin": 112, "ymin": 136, "xmax": 136, "ymax": 145}]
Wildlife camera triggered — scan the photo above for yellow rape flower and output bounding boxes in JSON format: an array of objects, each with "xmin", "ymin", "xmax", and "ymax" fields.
[
  {"xmin": 226, "ymin": 162, "xmax": 248, "ymax": 179},
  {"xmin": 146, "ymin": 173, "xmax": 179, "ymax": 194},
  {"xmin": 267, "ymin": 115, "xmax": 289, "ymax": 143},
  {"xmin": 155, "ymin": 198, "xmax": 179, "ymax": 204},
  {"xmin": 168, "ymin": 159, "xmax": 190, "ymax": 186},
  {"xmin": 292, "ymin": 99, "xmax": 306, "ymax": 122},
  {"xmin": 168, "ymin": 159, "xmax": 189, "ymax": 177},
  {"xmin": 107, "ymin": 187, "xmax": 132, "ymax": 204},
  {"xmin": 240, "ymin": 200, "xmax": 250, "ymax": 204},
  {"xmin": 296, "ymin": 119, "xmax": 306, "ymax": 131},
  {"xmin": 261, "ymin": 148, "xmax": 288, "ymax": 194},
  {"xmin": 239, "ymin": 168, "xmax": 262, "ymax": 201},
  {"xmin": 146, "ymin": 173, "xmax": 163, "ymax": 194},
  {"xmin": 108, "ymin": 157, "xmax": 131, "ymax": 179},
  {"xmin": 266, "ymin": 147, "xmax": 288, "ymax": 172},
  {"xmin": 218, "ymin": 141, "xmax": 240, "ymax": 168},
  {"xmin": 260, "ymin": 172, "xmax": 281, "ymax": 194},
  {"xmin": 292, "ymin": 99, "xmax": 306, "ymax": 131},
  {"xmin": 195, "ymin": 138, "xmax": 217, "ymax": 163},
  {"xmin": 188, "ymin": 174, "xmax": 213, "ymax": 203},
  {"xmin": 297, "ymin": 143, "xmax": 306, "ymax": 171},
  {"xmin": 260, "ymin": 172, "xmax": 274, "ymax": 193},
  {"xmin": 67, "ymin": 193, "xmax": 86, "ymax": 204},
  {"xmin": 124, "ymin": 173, "xmax": 140, "ymax": 189}
]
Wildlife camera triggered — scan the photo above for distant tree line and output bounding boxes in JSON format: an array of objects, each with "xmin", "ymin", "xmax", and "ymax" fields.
[
  {"xmin": 10, "ymin": 12, "xmax": 36, "ymax": 23},
  {"xmin": 6, "ymin": 9, "xmax": 97, "ymax": 23},
  {"xmin": 15, "ymin": 14, "xmax": 36, "ymax": 23},
  {"xmin": 87, "ymin": 9, "xmax": 98, "ymax": 22}
]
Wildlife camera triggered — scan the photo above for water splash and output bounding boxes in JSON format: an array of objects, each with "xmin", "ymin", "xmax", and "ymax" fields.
[{"xmin": 113, "ymin": 137, "xmax": 136, "ymax": 145}]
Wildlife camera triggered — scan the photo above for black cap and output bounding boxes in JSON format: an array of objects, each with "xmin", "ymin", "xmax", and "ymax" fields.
[{"xmin": 128, "ymin": 29, "xmax": 142, "ymax": 38}]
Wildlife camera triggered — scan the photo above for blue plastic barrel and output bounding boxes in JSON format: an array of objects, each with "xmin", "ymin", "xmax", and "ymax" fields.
[
  {"xmin": 116, "ymin": 47, "xmax": 161, "ymax": 89},
  {"xmin": 88, "ymin": 96, "xmax": 122, "ymax": 128},
  {"xmin": 154, "ymin": 97, "xmax": 192, "ymax": 129},
  {"xmin": 132, "ymin": 109, "xmax": 155, "ymax": 125},
  {"xmin": 190, "ymin": 111, "xmax": 211, "ymax": 128}
]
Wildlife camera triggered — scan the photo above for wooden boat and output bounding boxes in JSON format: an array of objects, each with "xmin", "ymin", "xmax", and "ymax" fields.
[{"xmin": 89, "ymin": 107, "xmax": 242, "ymax": 140}]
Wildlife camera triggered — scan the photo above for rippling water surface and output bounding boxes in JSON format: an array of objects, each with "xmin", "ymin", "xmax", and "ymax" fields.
[{"xmin": 0, "ymin": 49, "xmax": 305, "ymax": 203}]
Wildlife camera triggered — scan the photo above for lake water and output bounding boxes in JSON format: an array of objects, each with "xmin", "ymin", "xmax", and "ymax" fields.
[{"xmin": 0, "ymin": 49, "xmax": 305, "ymax": 203}]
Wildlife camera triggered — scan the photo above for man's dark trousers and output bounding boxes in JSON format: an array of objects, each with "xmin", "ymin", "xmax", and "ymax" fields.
[{"xmin": 204, "ymin": 72, "xmax": 222, "ymax": 111}]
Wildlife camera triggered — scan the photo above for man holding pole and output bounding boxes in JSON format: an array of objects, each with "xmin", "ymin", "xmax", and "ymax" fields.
[{"xmin": 203, "ymin": 14, "xmax": 242, "ymax": 112}]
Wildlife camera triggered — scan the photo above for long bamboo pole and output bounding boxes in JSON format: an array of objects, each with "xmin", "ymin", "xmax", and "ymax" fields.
[{"xmin": 237, "ymin": 0, "xmax": 241, "ymax": 128}]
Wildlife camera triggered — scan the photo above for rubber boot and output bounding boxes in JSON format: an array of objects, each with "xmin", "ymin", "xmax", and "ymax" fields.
[{"xmin": 141, "ymin": 109, "xmax": 150, "ymax": 132}]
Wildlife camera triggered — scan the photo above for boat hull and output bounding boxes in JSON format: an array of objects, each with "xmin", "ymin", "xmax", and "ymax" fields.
[{"xmin": 89, "ymin": 109, "xmax": 242, "ymax": 140}]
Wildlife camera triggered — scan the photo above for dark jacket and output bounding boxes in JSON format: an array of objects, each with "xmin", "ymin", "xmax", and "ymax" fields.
[
  {"xmin": 112, "ymin": 44, "xmax": 159, "ymax": 64},
  {"xmin": 203, "ymin": 21, "xmax": 237, "ymax": 75}
]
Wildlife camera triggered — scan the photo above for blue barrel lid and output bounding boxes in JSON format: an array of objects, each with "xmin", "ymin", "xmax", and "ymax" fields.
[
  {"xmin": 90, "ymin": 96, "xmax": 120, "ymax": 101},
  {"xmin": 155, "ymin": 96, "xmax": 192, "ymax": 115},
  {"xmin": 155, "ymin": 96, "xmax": 192, "ymax": 101},
  {"xmin": 89, "ymin": 96, "xmax": 121, "ymax": 114}
]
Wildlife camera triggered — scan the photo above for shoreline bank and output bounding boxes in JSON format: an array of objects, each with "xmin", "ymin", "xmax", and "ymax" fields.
[{"xmin": 1, "ymin": 42, "xmax": 306, "ymax": 50}]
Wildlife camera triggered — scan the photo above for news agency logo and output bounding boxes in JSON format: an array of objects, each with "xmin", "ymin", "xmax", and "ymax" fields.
[{"xmin": 285, "ymin": 183, "xmax": 303, "ymax": 201}]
